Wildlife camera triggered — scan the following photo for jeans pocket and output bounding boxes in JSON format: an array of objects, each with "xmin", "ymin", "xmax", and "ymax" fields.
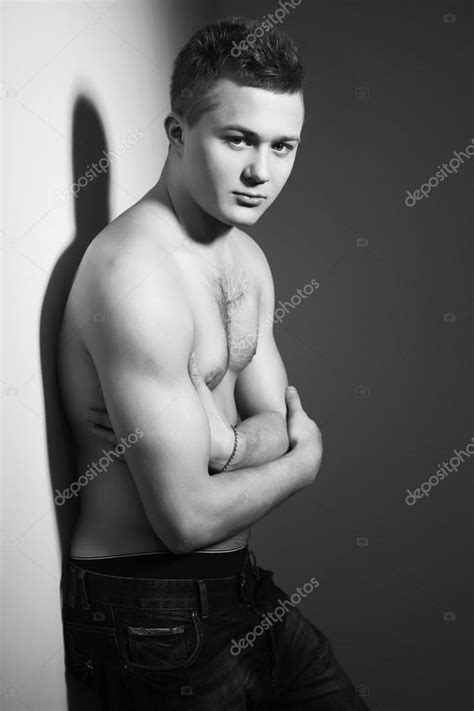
[{"xmin": 121, "ymin": 609, "xmax": 203, "ymax": 674}]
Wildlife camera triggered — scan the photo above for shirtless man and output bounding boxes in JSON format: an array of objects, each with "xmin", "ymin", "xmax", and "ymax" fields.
[{"xmin": 58, "ymin": 16, "xmax": 370, "ymax": 710}]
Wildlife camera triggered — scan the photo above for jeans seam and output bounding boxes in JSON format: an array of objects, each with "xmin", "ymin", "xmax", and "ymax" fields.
[
  {"xmin": 244, "ymin": 597, "xmax": 278, "ymax": 693},
  {"xmin": 109, "ymin": 603, "xmax": 133, "ymax": 704}
]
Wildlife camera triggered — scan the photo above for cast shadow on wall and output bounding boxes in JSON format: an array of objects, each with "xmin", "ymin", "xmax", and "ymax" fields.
[{"xmin": 40, "ymin": 94, "xmax": 109, "ymax": 711}]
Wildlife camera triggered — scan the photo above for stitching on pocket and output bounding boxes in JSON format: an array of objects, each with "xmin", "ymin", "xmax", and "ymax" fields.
[
  {"xmin": 125, "ymin": 610, "xmax": 203, "ymax": 672},
  {"xmin": 127, "ymin": 625, "xmax": 185, "ymax": 637}
]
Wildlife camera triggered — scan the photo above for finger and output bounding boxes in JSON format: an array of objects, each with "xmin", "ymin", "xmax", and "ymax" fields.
[
  {"xmin": 188, "ymin": 352, "xmax": 212, "ymax": 397},
  {"xmin": 285, "ymin": 386, "xmax": 302, "ymax": 410},
  {"xmin": 91, "ymin": 426, "xmax": 118, "ymax": 446},
  {"xmin": 188, "ymin": 351, "xmax": 202, "ymax": 378},
  {"xmin": 89, "ymin": 409, "xmax": 113, "ymax": 428}
]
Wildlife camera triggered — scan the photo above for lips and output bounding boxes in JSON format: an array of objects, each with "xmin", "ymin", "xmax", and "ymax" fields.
[
  {"xmin": 233, "ymin": 191, "xmax": 267, "ymax": 199},
  {"xmin": 233, "ymin": 193, "xmax": 266, "ymax": 207}
]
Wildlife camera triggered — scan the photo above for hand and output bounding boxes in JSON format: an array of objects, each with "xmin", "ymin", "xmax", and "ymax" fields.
[
  {"xmin": 87, "ymin": 387, "xmax": 125, "ymax": 460},
  {"xmin": 188, "ymin": 351, "xmax": 236, "ymax": 473},
  {"xmin": 285, "ymin": 386, "xmax": 323, "ymax": 487}
]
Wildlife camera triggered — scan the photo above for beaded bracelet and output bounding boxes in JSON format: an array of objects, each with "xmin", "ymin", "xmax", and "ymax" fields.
[{"xmin": 218, "ymin": 425, "xmax": 239, "ymax": 473}]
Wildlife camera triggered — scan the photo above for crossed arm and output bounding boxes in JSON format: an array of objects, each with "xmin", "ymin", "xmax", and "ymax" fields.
[
  {"xmin": 216, "ymin": 238, "xmax": 290, "ymax": 472},
  {"xmin": 90, "ymin": 237, "xmax": 290, "ymax": 472},
  {"xmin": 225, "ymin": 354, "xmax": 289, "ymax": 471}
]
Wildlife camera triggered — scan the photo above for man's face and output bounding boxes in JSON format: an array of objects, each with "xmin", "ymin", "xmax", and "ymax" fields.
[{"xmin": 181, "ymin": 78, "xmax": 304, "ymax": 227}]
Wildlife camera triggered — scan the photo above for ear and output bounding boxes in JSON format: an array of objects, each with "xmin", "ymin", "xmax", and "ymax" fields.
[{"xmin": 164, "ymin": 112, "xmax": 185, "ymax": 154}]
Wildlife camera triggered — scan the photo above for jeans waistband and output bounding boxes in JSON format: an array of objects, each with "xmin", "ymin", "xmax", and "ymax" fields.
[
  {"xmin": 70, "ymin": 545, "xmax": 249, "ymax": 579},
  {"xmin": 64, "ymin": 548, "xmax": 261, "ymax": 618}
]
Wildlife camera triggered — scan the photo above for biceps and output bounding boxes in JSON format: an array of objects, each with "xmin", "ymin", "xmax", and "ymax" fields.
[
  {"xmin": 123, "ymin": 388, "xmax": 211, "ymax": 509},
  {"xmin": 91, "ymin": 355, "xmax": 211, "ymax": 537},
  {"xmin": 96, "ymin": 359, "xmax": 210, "ymax": 480},
  {"xmin": 234, "ymin": 335, "xmax": 288, "ymax": 419}
]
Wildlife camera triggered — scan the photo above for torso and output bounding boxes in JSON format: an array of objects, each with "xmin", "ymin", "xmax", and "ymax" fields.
[{"xmin": 57, "ymin": 190, "xmax": 261, "ymax": 556}]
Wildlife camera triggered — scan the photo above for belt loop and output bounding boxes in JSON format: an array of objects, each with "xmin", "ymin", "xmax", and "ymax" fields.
[
  {"xmin": 238, "ymin": 571, "xmax": 250, "ymax": 604},
  {"xmin": 77, "ymin": 568, "xmax": 91, "ymax": 610},
  {"xmin": 196, "ymin": 580, "xmax": 208, "ymax": 620},
  {"xmin": 248, "ymin": 550, "xmax": 259, "ymax": 580},
  {"xmin": 66, "ymin": 566, "xmax": 77, "ymax": 608}
]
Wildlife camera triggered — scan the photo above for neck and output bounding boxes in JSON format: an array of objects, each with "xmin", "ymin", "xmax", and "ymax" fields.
[{"xmin": 149, "ymin": 152, "xmax": 235, "ymax": 251}]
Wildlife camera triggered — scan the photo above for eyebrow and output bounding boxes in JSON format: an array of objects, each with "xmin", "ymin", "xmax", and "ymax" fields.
[{"xmin": 220, "ymin": 124, "xmax": 302, "ymax": 144}]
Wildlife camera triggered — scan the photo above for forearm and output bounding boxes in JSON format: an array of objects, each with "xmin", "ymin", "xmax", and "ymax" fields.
[
  {"xmin": 227, "ymin": 411, "xmax": 289, "ymax": 471},
  {"xmin": 180, "ymin": 449, "xmax": 306, "ymax": 552}
]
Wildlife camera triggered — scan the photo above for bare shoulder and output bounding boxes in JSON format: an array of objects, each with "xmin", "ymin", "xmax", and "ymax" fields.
[
  {"xmin": 82, "ymin": 202, "xmax": 179, "ymax": 273},
  {"xmin": 79, "ymin": 198, "xmax": 184, "ymax": 284},
  {"xmin": 233, "ymin": 228, "xmax": 274, "ymax": 284},
  {"xmin": 69, "ymin": 206, "xmax": 191, "ymax": 345}
]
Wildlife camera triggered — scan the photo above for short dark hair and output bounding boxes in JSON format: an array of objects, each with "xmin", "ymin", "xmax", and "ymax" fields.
[{"xmin": 169, "ymin": 16, "xmax": 305, "ymax": 128}]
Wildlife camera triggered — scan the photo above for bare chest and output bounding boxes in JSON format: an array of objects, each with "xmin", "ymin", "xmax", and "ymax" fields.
[{"xmin": 187, "ymin": 257, "xmax": 260, "ymax": 390}]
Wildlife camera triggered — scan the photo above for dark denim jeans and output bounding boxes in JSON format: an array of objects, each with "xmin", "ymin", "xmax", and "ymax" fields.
[{"xmin": 61, "ymin": 550, "xmax": 371, "ymax": 710}]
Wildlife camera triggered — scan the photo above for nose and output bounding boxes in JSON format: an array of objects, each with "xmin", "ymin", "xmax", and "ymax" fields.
[{"xmin": 243, "ymin": 148, "xmax": 270, "ymax": 186}]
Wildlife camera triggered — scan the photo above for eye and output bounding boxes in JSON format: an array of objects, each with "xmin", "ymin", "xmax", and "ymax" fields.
[
  {"xmin": 273, "ymin": 143, "xmax": 294, "ymax": 154},
  {"xmin": 226, "ymin": 136, "xmax": 250, "ymax": 147}
]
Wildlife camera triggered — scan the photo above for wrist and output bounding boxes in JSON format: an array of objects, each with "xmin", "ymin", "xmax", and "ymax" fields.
[
  {"xmin": 285, "ymin": 447, "xmax": 311, "ymax": 490},
  {"xmin": 224, "ymin": 426, "xmax": 247, "ymax": 471}
]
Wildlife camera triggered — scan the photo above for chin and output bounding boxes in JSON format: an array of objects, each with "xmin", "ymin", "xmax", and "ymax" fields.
[
  {"xmin": 234, "ymin": 214, "xmax": 261, "ymax": 227},
  {"xmin": 221, "ymin": 206, "xmax": 263, "ymax": 227}
]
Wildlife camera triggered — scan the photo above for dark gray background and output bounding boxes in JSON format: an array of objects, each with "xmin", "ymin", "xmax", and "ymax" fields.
[
  {"xmin": 215, "ymin": 1, "xmax": 473, "ymax": 709},
  {"xmin": 40, "ymin": 1, "xmax": 472, "ymax": 709}
]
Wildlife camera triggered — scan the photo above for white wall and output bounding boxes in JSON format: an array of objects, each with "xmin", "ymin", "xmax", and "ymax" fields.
[{"xmin": 1, "ymin": 2, "xmax": 217, "ymax": 708}]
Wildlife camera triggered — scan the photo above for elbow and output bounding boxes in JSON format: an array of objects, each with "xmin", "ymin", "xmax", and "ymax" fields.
[
  {"xmin": 154, "ymin": 520, "xmax": 196, "ymax": 555},
  {"xmin": 165, "ymin": 514, "xmax": 211, "ymax": 555},
  {"xmin": 147, "ymin": 482, "xmax": 217, "ymax": 555},
  {"xmin": 146, "ymin": 514, "xmax": 198, "ymax": 555},
  {"xmin": 167, "ymin": 535, "xmax": 198, "ymax": 555},
  {"xmin": 167, "ymin": 531, "xmax": 209, "ymax": 555}
]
